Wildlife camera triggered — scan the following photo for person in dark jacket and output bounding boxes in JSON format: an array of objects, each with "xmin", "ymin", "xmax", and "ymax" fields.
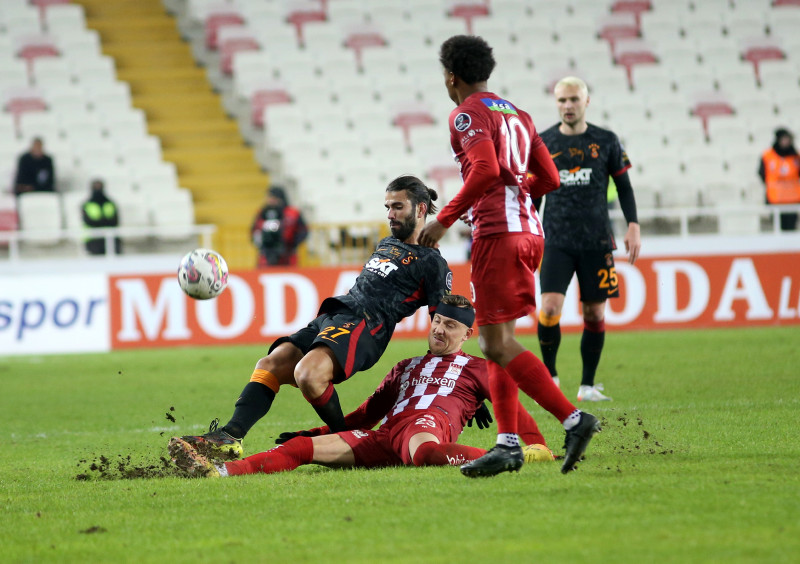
[
  {"xmin": 14, "ymin": 137, "xmax": 55, "ymax": 195},
  {"xmin": 251, "ymin": 185, "xmax": 308, "ymax": 267}
]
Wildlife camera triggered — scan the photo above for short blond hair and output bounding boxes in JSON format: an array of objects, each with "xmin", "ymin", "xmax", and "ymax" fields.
[{"xmin": 554, "ymin": 76, "xmax": 589, "ymax": 97}]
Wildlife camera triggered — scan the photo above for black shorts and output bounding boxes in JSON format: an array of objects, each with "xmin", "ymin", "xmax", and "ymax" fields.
[
  {"xmin": 539, "ymin": 245, "xmax": 619, "ymax": 302},
  {"xmin": 269, "ymin": 310, "xmax": 388, "ymax": 383}
]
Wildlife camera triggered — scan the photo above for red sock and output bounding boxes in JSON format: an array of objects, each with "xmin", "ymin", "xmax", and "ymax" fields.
[
  {"xmin": 224, "ymin": 436, "xmax": 314, "ymax": 476},
  {"xmin": 487, "ymin": 360, "xmax": 519, "ymax": 435},
  {"xmin": 505, "ymin": 350, "xmax": 576, "ymax": 422},
  {"xmin": 412, "ymin": 441, "xmax": 488, "ymax": 466},
  {"xmin": 516, "ymin": 406, "xmax": 547, "ymax": 447}
]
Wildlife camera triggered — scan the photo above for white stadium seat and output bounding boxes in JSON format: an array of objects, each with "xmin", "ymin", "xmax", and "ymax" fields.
[{"xmin": 17, "ymin": 191, "xmax": 63, "ymax": 245}]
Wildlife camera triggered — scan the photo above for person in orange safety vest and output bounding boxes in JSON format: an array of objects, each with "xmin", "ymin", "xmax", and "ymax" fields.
[{"xmin": 759, "ymin": 128, "xmax": 800, "ymax": 231}]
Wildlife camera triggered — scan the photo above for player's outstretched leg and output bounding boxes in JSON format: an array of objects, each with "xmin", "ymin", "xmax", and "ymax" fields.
[
  {"xmin": 169, "ymin": 437, "xmax": 222, "ymax": 478},
  {"xmin": 460, "ymin": 362, "xmax": 524, "ymax": 478},
  {"xmin": 179, "ymin": 418, "xmax": 244, "ymax": 461},
  {"xmin": 178, "ymin": 355, "xmax": 289, "ymax": 460},
  {"xmin": 561, "ymin": 411, "xmax": 601, "ymax": 474},
  {"xmin": 460, "ymin": 444, "xmax": 524, "ymax": 478}
]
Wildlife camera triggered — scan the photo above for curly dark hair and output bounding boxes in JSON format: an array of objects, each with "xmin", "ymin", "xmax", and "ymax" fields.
[
  {"xmin": 385, "ymin": 175, "xmax": 438, "ymax": 216},
  {"xmin": 439, "ymin": 35, "xmax": 495, "ymax": 85}
]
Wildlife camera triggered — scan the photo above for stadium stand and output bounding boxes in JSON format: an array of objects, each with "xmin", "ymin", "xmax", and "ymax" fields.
[{"xmin": 173, "ymin": 1, "xmax": 800, "ymax": 249}]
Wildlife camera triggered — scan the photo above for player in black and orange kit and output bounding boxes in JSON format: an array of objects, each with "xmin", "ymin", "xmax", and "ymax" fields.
[
  {"xmin": 176, "ymin": 175, "xmax": 452, "ymax": 460},
  {"xmin": 418, "ymin": 36, "xmax": 600, "ymax": 476},
  {"xmin": 537, "ymin": 76, "xmax": 641, "ymax": 402},
  {"xmin": 168, "ymin": 295, "xmax": 555, "ymax": 478}
]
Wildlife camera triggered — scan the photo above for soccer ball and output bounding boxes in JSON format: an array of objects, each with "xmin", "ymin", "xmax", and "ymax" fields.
[
  {"xmin": 523, "ymin": 444, "xmax": 555, "ymax": 463},
  {"xmin": 177, "ymin": 248, "xmax": 229, "ymax": 300}
]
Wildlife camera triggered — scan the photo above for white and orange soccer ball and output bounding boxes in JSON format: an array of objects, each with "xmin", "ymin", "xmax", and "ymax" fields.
[{"xmin": 177, "ymin": 248, "xmax": 229, "ymax": 300}]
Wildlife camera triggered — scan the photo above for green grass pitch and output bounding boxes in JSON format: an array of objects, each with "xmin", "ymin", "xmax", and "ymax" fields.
[{"xmin": 1, "ymin": 327, "xmax": 798, "ymax": 563}]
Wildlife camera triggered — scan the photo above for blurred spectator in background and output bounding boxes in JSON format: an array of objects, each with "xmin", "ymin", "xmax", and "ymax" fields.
[
  {"xmin": 759, "ymin": 127, "xmax": 800, "ymax": 231},
  {"xmin": 14, "ymin": 137, "xmax": 55, "ymax": 195},
  {"xmin": 251, "ymin": 185, "xmax": 308, "ymax": 267},
  {"xmin": 82, "ymin": 179, "xmax": 121, "ymax": 255}
]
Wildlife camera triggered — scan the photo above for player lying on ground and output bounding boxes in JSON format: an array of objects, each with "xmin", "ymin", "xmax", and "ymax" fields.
[
  {"xmin": 176, "ymin": 175, "xmax": 452, "ymax": 460},
  {"xmin": 169, "ymin": 295, "xmax": 554, "ymax": 478},
  {"xmin": 418, "ymin": 35, "xmax": 600, "ymax": 476}
]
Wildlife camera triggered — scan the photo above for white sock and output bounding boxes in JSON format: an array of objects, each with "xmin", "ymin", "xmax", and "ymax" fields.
[
  {"xmin": 216, "ymin": 463, "xmax": 229, "ymax": 477},
  {"xmin": 563, "ymin": 410, "xmax": 582, "ymax": 431},
  {"xmin": 496, "ymin": 433, "xmax": 520, "ymax": 448}
]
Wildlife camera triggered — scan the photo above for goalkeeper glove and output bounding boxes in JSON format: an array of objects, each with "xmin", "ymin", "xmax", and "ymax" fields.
[{"xmin": 467, "ymin": 402, "xmax": 493, "ymax": 429}]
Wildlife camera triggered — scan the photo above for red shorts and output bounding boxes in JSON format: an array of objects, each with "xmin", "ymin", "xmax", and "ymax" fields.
[
  {"xmin": 470, "ymin": 232, "xmax": 544, "ymax": 325},
  {"xmin": 338, "ymin": 410, "xmax": 454, "ymax": 468}
]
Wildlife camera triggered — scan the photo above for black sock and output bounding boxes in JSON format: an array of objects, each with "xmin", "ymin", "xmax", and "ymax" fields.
[
  {"xmin": 223, "ymin": 382, "xmax": 276, "ymax": 439},
  {"xmin": 538, "ymin": 322, "xmax": 561, "ymax": 378},
  {"xmin": 308, "ymin": 386, "xmax": 347, "ymax": 433},
  {"xmin": 580, "ymin": 328, "xmax": 605, "ymax": 387}
]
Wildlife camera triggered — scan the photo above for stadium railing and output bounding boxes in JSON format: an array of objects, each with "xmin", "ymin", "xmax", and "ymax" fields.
[
  {"xmin": 608, "ymin": 204, "xmax": 800, "ymax": 237},
  {"xmin": 0, "ymin": 224, "xmax": 216, "ymax": 262}
]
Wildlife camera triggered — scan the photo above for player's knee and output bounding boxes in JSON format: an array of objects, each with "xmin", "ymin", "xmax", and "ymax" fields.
[
  {"xmin": 294, "ymin": 360, "xmax": 332, "ymax": 398},
  {"xmin": 582, "ymin": 302, "xmax": 605, "ymax": 323},
  {"xmin": 478, "ymin": 338, "xmax": 504, "ymax": 364},
  {"xmin": 255, "ymin": 356, "xmax": 271, "ymax": 372},
  {"xmin": 540, "ymin": 300, "xmax": 562, "ymax": 318}
]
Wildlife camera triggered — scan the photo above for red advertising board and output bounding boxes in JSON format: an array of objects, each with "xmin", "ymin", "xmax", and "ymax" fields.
[{"xmin": 108, "ymin": 251, "xmax": 800, "ymax": 350}]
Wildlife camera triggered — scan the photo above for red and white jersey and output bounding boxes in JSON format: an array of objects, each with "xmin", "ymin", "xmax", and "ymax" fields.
[
  {"xmin": 344, "ymin": 351, "xmax": 489, "ymax": 439},
  {"xmin": 448, "ymin": 92, "xmax": 545, "ymax": 239},
  {"xmin": 306, "ymin": 350, "xmax": 548, "ymax": 447}
]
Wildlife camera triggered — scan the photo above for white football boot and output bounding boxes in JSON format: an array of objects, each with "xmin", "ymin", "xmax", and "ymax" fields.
[{"xmin": 577, "ymin": 383, "xmax": 612, "ymax": 402}]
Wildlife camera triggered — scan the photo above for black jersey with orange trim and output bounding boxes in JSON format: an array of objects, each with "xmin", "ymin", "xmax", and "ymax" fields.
[
  {"xmin": 320, "ymin": 236, "xmax": 452, "ymax": 344},
  {"xmin": 539, "ymin": 122, "xmax": 631, "ymax": 250}
]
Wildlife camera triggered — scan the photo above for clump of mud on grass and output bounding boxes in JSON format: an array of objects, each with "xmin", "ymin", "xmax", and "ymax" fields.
[
  {"xmin": 75, "ymin": 453, "xmax": 182, "ymax": 481},
  {"xmin": 74, "ymin": 406, "xmax": 186, "ymax": 481},
  {"xmin": 598, "ymin": 411, "xmax": 674, "ymax": 472}
]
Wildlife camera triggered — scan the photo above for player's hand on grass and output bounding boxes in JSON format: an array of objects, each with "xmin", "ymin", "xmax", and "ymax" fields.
[
  {"xmin": 467, "ymin": 402, "xmax": 493, "ymax": 429},
  {"xmin": 418, "ymin": 219, "xmax": 447, "ymax": 248},
  {"xmin": 624, "ymin": 222, "xmax": 641, "ymax": 264},
  {"xmin": 275, "ymin": 429, "xmax": 321, "ymax": 444}
]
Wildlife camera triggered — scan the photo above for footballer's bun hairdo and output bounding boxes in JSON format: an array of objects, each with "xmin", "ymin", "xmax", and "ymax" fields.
[{"xmin": 386, "ymin": 175, "xmax": 438, "ymax": 216}]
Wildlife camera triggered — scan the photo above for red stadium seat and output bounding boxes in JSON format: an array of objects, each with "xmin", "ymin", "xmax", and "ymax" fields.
[
  {"xmin": 690, "ymin": 91, "xmax": 735, "ymax": 138},
  {"xmin": 740, "ymin": 37, "xmax": 786, "ymax": 84},
  {"xmin": 772, "ymin": 0, "xmax": 800, "ymax": 6},
  {"xmin": 218, "ymin": 27, "xmax": 260, "ymax": 76},
  {"xmin": 15, "ymin": 34, "xmax": 60, "ymax": 77},
  {"xmin": 204, "ymin": 6, "xmax": 245, "ymax": 50},
  {"xmin": 250, "ymin": 84, "xmax": 292, "ymax": 128},
  {"xmin": 447, "ymin": 0, "xmax": 490, "ymax": 34},
  {"xmin": 344, "ymin": 24, "xmax": 388, "ymax": 72},
  {"xmin": 425, "ymin": 160, "xmax": 461, "ymax": 197},
  {"xmin": 0, "ymin": 206, "xmax": 19, "ymax": 248},
  {"xmin": 392, "ymin": 103, "xmax": 435, "ymax": 150},
  {"xmin": 614, "ymin": 39, "xmax": 657, "ymax": 89},
  {"xmin": 30, "ymin": 0, "xmax": 70, "ymax": 18},
  {"xmin": 610, "ymin": 1, "xmax": 652, "ymax": 28},
  {"xmin": 29, "ymin": 0, "xmax": 70, "ymax": 6},
  {"xmin": 285, "ymin": 1, "xmax": 327, "ymax": 48},
  {"xmin": 3, "ymin": 87, "xmax": 47, "ymax": 132},
  {"xmin": 597, "ymin": 13, "xmax": 640, "ymax": 52}
]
